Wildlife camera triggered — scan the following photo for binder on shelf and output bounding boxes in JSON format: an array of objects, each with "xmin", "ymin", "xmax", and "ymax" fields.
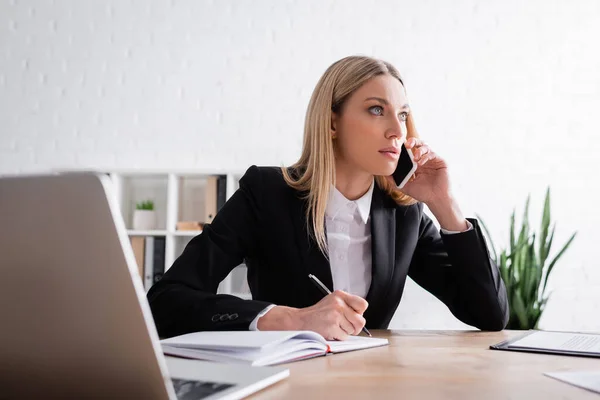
[
  {"xmin": 143, "ymin": 237, "xmax": 155, "ymax": 291},
  {"xmin": 143, "ymin": 236, "xmax": 166, "ymax": 291},
  {"xmin": 205, "ymin": 177, "xmax": 217, "ymax": 223},
  {"xmin": 205, "ymin": 175, "xmax": 227, "ymax": 224},
  {"xmin": 152, "ymin": 236, "xmax": 166, "ymax": 285},
  {"xmin": 216, "ymin": 175, "xmax": 227, "ymax": 211}
]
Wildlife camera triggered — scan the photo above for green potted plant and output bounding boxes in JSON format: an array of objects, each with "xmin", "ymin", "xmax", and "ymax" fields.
[
  {"xmin": 133, "ymin": 199, "xmax": 156, "ymax": 230},
  {"xmin": 477, "ymin": 187, "xmax": 577, "ymax": 330}
]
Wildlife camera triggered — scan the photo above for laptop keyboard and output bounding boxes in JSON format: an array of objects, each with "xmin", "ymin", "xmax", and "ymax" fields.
[{"xmin": 172, "ymin": 378, "xmax": 235, "ymax": 400}]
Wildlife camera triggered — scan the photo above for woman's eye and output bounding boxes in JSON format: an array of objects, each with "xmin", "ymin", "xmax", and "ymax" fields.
[
  {"xmin": 399, "ymin": 112, "xmax": 408, "ymax": 121},
  {"xmin": 369, "ymin": 106, "xmax": 384, "ymax": 116}
]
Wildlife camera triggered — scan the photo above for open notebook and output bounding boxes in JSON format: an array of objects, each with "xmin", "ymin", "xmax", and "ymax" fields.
[{"xmin": 161, "ymin": 331, "xmax": 389, "ymax": 366}]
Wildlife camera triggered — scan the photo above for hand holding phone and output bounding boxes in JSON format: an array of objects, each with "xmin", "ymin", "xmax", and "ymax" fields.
[{"xmin": 392, "ymin": 142, "xmax": 417, "ymax": 189}]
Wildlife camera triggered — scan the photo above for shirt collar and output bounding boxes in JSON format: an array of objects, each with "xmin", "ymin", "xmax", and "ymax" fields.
[{"xmin": 325, "ymin": 179, "xmax": 374, "ymax": 224}]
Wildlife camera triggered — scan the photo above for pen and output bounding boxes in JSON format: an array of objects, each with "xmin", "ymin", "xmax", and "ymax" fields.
[{"xmin": 308, "ymin": 274, "xmax": 372, "ymax": 337}]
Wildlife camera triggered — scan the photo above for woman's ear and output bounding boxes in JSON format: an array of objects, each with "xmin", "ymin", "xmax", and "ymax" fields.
[{"xmin": 331, "ymin": 112, "xmax": 338, "ymax": 138}]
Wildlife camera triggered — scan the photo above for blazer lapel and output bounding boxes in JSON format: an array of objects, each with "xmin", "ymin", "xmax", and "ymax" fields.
[
  {"xmin": 365, "ymin": 185, "xmax": 395, "ymax": 304},
  {"xmin": 288, "ymin": 189, "xmax": 334, "ymax": 298},
  {"xmin": 287, "ymin": 176, "xmax": 409, "ymax": 314}
]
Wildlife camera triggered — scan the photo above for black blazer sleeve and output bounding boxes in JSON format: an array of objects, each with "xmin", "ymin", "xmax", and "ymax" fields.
[
  {"xmin": 147, "ymin": 166, "xmax": 272, "ymax": 338},
  {"xmin": 408, "ymin": 204, "xmax": 509, "ymax": 331}
]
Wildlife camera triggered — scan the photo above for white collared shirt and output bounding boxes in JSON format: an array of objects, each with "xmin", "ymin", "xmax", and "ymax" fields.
[
  {"xmin": 324, "ymin": 179, "xmax": 375, "ymax": 298},
  {"xmin": 249, "ymin": 180, "xmax": 472, "ymax": 330}
]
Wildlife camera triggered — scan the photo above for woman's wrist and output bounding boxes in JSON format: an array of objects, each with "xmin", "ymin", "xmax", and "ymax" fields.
[
  {"xmin": 256, "ymin": 305, "xmax": 300, "ymax": 330},
  {"xmin": 426, "ymin": 194, "xmax": 469, "ymax": 232}
]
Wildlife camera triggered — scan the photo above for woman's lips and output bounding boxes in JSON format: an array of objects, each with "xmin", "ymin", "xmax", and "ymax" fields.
[{"xmin": 379, "ymin": 150, "xmax": 400, "ymax": 160}]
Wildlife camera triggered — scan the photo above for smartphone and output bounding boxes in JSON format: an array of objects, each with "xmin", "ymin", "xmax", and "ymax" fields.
[{"xmin": 392, "ymin": 142, "xmax": 417, "ymax": 189}]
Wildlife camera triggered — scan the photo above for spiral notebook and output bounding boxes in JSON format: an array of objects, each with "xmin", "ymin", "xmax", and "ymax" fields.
[
  {"xmin": 490, "ymin": 330, "xmax": 600, "ymax": 358},
  {"xmin": 161, "ymin": 331, "xmax": 389, "ymax": 366}
]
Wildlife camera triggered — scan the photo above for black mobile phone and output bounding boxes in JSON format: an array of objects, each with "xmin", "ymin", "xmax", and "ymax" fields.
[{"xmin": 392, "ymin": 143, "xmax": 417, "ymax": 189}]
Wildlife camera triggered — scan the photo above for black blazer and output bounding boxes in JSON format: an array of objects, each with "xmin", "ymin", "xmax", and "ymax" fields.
[{"xmin": 148, "ymin": 166, "xmax": 509, "ymax": 338}]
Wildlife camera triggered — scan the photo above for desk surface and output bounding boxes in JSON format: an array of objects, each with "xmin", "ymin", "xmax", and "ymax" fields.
[{"xmin": 251, "ymin": 330, "xmax": 600, "ymax": 399}]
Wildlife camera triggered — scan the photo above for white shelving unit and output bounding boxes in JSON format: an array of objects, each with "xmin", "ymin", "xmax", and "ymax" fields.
[{"xmin": 103, "ymin": 169, "xmax": 251, "ymax": 300}]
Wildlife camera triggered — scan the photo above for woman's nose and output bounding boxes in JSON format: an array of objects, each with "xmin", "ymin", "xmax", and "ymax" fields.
[{"xmin": 385, "ymin": 116, "xmax": 406, "ymax": 140}]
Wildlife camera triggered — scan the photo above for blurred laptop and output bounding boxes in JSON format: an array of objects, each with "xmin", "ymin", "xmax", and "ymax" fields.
[{"xmin": 0, "ymin": 172, "xmax": 289, "ymax": 399}]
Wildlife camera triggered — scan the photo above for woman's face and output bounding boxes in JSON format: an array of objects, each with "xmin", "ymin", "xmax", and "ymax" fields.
[{"xmin": 332, "ymin": 74, "xmax": 409, "ymax": 178}]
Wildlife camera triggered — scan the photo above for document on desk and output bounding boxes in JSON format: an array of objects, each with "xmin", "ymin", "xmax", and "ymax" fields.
[
  {"xmin": 490, "ymin": 330, "xmax": 600, "ymax": 358},
  {"xmin": 544, "ymin": 370, "xmax": 600, "ymax": 394}
]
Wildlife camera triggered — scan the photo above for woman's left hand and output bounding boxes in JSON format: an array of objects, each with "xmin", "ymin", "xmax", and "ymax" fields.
[{"xmin": 386, "ymin": 137, "xmax": 451, "ymax": 205}]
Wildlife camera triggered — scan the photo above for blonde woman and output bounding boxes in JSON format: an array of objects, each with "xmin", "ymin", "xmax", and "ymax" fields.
[{"xmin": 148, "ymin": 56, "xmax": 509, "ymax": 340}]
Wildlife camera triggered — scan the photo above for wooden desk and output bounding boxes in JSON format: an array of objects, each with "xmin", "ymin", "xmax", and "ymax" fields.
[{"xmin": 252, "ymin": 330, "xmax": 600, "ymax": 399}]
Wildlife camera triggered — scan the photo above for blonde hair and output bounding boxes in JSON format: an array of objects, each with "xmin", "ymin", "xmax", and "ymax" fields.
[{"xmin": 281, "ymin": 55, "xmax": 419, "ymax": 256}]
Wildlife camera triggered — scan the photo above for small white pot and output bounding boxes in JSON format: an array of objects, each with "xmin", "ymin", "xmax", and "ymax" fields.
[{"xmin": 133, "ymin": 210, "xmax": 156, "ymax": 230}]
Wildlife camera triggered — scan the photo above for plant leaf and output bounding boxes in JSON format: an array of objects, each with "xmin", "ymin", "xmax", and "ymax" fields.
[
  {"xmin": 517, "ymin": 195, "xmax": 531, "ymax": 247},
  {"xmin": 526, "ymin": 236, "xmax": 541, "ymax": 307},
  {"xmin": 539, "ymin": 224, "xmax": 555, "ymax": 299},
  {"xmin": 512, "ymin": 289, "xmax": 529, "ymax": 329},
  {"xmin": 542, "ymin": 231, "xmax": 577, "ymax": 295},
  {"xmin": 510, "ymin": 209, "xmax": 516, "ymax": 253},
  {"xmin": 543, "ymin": 225, "xmax": 555, "ymax": 269},
  {"xmin": 484, "ymin": 187, "xmax": 575, "ymax": 331},
  {"xmin": 515, "ymin": 231, "xmax": 530, "ymax": 283},
  {"xmin": 499, "ymin": 251, "xmax": 511, "ymax": 291},
  {"xmin": 539, "ymin": 187, "xmax": 551, "ymax": 268}
]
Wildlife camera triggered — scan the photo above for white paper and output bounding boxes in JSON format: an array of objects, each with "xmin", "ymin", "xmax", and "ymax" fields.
[
  {"xmin": 544, "ymin": 370, "xmax": 600, "ymax": 394},
  {"xmin": 509, "ymin": 331, "xmax": 600, "ymax": 354},
  {"xmin": 327, "ymin": 335, "xmax": 389, "ymax": 353}
]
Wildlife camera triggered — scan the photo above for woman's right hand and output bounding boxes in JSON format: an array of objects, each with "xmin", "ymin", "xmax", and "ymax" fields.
[{"xmin": 257, "ymin": 290, "xmax": 368, "ymax": 340}]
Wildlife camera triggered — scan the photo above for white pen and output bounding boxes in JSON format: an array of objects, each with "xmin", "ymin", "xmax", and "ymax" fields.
[{"xmin": 308, "ymin": 274, "xmax": 372, "ymax": 337}]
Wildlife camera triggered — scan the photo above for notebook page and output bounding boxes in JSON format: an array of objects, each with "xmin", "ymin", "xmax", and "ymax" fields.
[
  {"xmin": 326, "ymin": 335, "xmax": 389, "ymax": 353},
  {"xmin": 509, "ymin": 331, "xmax": 600, "ymax": 354},
  {"xmin": 162, "ymin": 338, "xmax": 328, "ymax": 366},
  {"xmin": 164, "ymin": 339, "xmax": 327, "ymax": 361},
  {"xmin": 160, "ymin": 330, "xmax": 326, "ymax": 351}
]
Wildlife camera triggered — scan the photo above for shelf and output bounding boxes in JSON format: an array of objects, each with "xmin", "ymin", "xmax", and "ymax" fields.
[
  {"xmin": 127, "ymin": 230, "xmax": 169, "ymax": 236},
  {"xmin": 171, "ymin": 230, "xmax": 203, "ymax": 237},
  {"xmin": 106, "ymin": 168, "xmax": 246, "ymax": 176},
  {"xmin": 127, "ymin": 230, "xmax": 203, "ymax": 237},
  {"xmin": 105, "ymin": 170, "xmax": 245, "ymax": 297}
]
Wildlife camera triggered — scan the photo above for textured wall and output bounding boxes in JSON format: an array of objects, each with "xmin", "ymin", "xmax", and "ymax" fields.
[{"xmin": 1, "ymin": 0, "xmax": 599, "ymax": 331}]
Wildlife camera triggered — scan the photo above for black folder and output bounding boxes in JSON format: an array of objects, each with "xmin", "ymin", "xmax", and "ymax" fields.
[{"xmin": 490, "ymin": 330, "xmax": 600, "ymax": 358}]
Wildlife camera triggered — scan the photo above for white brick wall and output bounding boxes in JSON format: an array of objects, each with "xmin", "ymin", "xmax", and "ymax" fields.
[{"xmin": 1, "ymin": 0, "xmax": 599, "ymax": 331}]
